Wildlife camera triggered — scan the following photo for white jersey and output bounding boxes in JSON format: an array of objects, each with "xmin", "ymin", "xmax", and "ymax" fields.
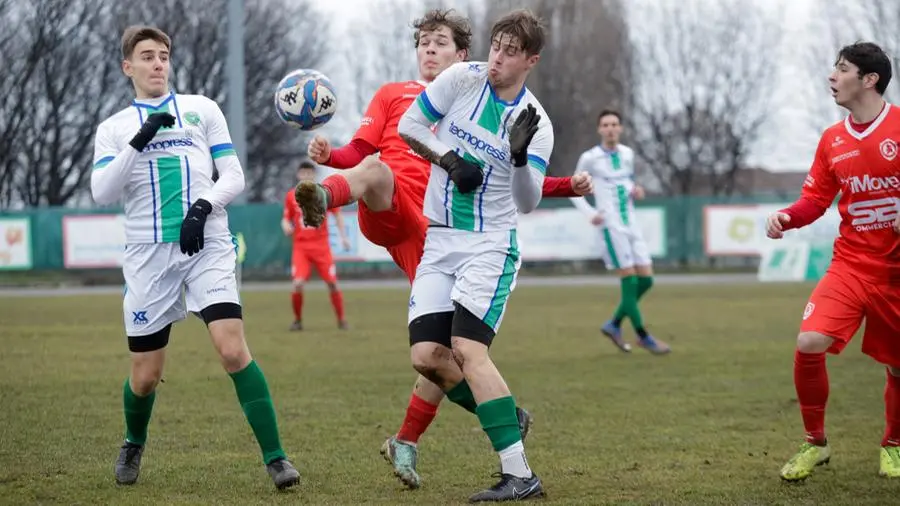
[
  {"xmin": 92, "ymin": 92, "xmax": 237, "ymax": 244},
  {"xmin": 413, "ymin": 62, "xmax": 554, "ymax": 232},
  {"xmin": 574, "ymin": 144, "xmax": 638, "ymax": 229}
]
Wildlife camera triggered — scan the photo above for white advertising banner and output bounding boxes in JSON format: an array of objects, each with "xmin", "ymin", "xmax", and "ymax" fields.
[
  {"xmin": 704, "ymin": 204, "xmax": 841, "ymax": 256},
  {"xmin": 63, "ymin": 214, "xmax": 128, "ymax": 268}
]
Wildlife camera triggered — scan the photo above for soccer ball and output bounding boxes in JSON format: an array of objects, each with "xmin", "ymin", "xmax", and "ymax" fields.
[{"xmin": 274, "ymin": 69, "xmax": 338, "ymax": 131}]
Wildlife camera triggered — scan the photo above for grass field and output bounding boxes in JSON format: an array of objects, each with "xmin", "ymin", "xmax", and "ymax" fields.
[{"xmin": 1, "ymin": 281, "xmax": 896, "ymax": 505}]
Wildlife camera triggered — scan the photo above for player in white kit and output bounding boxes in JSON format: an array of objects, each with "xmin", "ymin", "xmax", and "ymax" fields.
[
  {"xmin": 397, "ymin": 9, "xmax": 550, "ymax": 502},
  {"xmin": 570, "ymin": 109, "xmax": 670, "ymax": 354},
  {"xmin": 90, "ymin": 26, "xmax": 299, "ymax": 490}
]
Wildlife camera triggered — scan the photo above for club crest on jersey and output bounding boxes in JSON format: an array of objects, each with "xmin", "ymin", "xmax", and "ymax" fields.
[
  {"xmin": 803, "ymin": 302, "xmax": 815, "ymax": 320},
  {"xmin": 184, "ymin": 111, "xmax": 201, "ymax": 126},
  {"xmin": 880, "ymin": 138, "xmax": 898, "ymax": 161}
]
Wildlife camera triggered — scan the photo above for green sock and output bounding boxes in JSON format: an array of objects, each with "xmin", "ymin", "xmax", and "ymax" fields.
[
  {"xmin": 637, "ymin": 275, "xmax": 654, "ymax": 300},
  {"xmin": 475, "ymin": 396, "xmax": 521, "ymax": 452},
  {"xmin": 612, "ymin": 275, "xmax": 644, "ymax": 331},
  {"xmin": 229, "ymin": 360, "xmax": 287, "ymax": 464},
  {"xmin": 123, "ymin": 378, "xmax": 155, "ymax": 446},
  {"xmin": 445, "ymin": 379, "xmax": 478, "ymax": 414}
]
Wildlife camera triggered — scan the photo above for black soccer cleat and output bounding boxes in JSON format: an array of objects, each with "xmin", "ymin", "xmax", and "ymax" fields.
[
  {"xmin": 115, "ymin": 441, "xmax": 144, "ymax": 485},
  {"xmin": 293, "ymin": 180, "xmax": 328, "ymax": 228},
  {"xmin": 517, "ymin": 407, "xmax": 533, "ymax": 441},
  {"xmin": 266, "ymin": 457, "xmax": 300, "ymax": 490},
  {"xmin": 468, "ymin": 472, "xmax": 545, "ymax": 502}
]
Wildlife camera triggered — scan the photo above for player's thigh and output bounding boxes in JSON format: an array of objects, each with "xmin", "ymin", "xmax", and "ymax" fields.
[
  {"xmin": 452, "ymin": 230, "xmax": 522, "ymax": 337},
  {"xmin": 122, "ymin": 243, "xmax": 187, "ymax": 347},
  {"xmin": 291, "ymin": 246, "xmax": 311, "ymax": 282},
  {"xmin": 408, "ymin": 268, "xmax": 456, "ymax": 345},
  {"xmin": 312, "ymin": 248, "xmax": 338, "ymax": 284},
  {"xmin": 799, "ymin": 268, "xmax": 867, "ymax": 354},
  {"xmin": 388, "ymin": 233, "xmax": 426, "ymax": 285},
  {"xmin": 183, "ymin": 235, "xmax": 242, "ymax": 315},
  {"xmin": 359, "ymin": 181, "xmax": 426, "ymax": 248},
  {"xmin": 599, "ymin": 227, "xmax": 634, "ymax": 270},
  {"xmin": 862, "ymin": 285, "xmax": 900, "ymax": 368},
  {"xmin": 630, "ymin": 232, "xmax": 653, "ymax": 271}
]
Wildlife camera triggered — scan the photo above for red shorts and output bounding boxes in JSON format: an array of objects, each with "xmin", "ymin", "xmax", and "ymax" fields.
[
  {"xmin": 358, "ymin": 179, "xmax": 427, "ymax": 284},
  {"xmin": 800, "ymin": 265, "xmax": 900, "ymax": 367},
  {"xmin": 291, "ymin": 243, "xmax": 337, "ymax": 283}
]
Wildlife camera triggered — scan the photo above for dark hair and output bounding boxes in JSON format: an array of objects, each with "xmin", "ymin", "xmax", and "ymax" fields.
[
  {"xmin": 297, "ymin": 160, "xmax": 316, "ymax": 171},
  {"xmin": 597, "ymin": 109, "xmax": 622, "ymax": 125},
  {"xmin": 121, "ymin": 25, "xmax": 171, "ymax": 60},
  {"xmin": 413, "ymin": 9, "xmax": 472, "ymax": 54},
  {"xmin": 836, "ymin": 41, "xmax": 893, "ymax": 95},
  {"xmin": 490, "ymin": 9, "xmax": 546, "ymax": 56}
]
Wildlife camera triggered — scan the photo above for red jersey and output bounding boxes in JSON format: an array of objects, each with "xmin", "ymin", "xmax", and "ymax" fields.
[
  {"xmin": 354, "ymin": 81, "xmax": 430, "ymax": 198},
  {"xmin": 787, "ymin": 104, "xmax": 900, "ymax": 281},
  {"xmin": 284, "ymin": 189, "xmax": 335, "ymax": 244}
]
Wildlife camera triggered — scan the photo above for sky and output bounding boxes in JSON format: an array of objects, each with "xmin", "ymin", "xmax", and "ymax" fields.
[{"xmin": 313, "ymin": 0, "xmax": 826, "ymax": 173}]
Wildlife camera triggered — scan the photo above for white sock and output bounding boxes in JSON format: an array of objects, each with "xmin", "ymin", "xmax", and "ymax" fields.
[{"xmin": 499, "ymin": 441, "xmax": 532, "ymax": 478}]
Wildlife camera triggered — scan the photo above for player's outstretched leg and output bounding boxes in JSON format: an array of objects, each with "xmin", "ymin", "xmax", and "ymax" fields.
[
  {"xmin": 294, "ymin": 156, "xmax": 394, "ymax": 228},
  {"xmin": 208, "ymin": 313, "xmax": 299, "ymax": 490},
  {"xmin": 781, "ymin": 334, "xmax": 832, "ymax": 481},
  {"xmin": 115, "ymin": 328, "xmax": 168, "ymax": 486},
  {"xmin": 880, "ymin": 367, "xmax": 900, "ymax": 478},
  {"xmin": 289, "ymin": 281, "xmax": 304, "ymax": 331}
]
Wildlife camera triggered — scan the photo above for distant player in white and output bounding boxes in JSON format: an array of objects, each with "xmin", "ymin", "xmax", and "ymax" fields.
[
  {"xmin": 397, "ymin": 9, "xmax": 550, "ymax": 503},
  {"xmin": 570, "ymin": 109, "xmax": 670, "ymax": 354},
  {"xmin": 90, "ymin": 26, "xmax": 299, "ymax": 490}
]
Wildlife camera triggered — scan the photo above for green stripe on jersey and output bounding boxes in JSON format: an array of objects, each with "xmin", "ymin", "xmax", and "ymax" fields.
[
  {"xmin": 483, "ymin": 230, "xmax": 520, "ymax": 329},
  {"xmin": 616, "ymin": 184, "xmax": 629, "ymax": 225},
  {"xmin": 212, "ymin": 148, "xmax": 236, "ymax": 159},
  {"xmin": 476, "ymin": 94, "xmax": 506, "ymax": 134},
  {"xmin": 156, "ymin": 156, "xmax": 184, "ymax": 242},
  {"xmin": 450, "ymin": 153, "xmax": 483, "ymax": 231},
  {"xmin": 610, "ymin": 152, "xmax": 621, "ymax": 171}
]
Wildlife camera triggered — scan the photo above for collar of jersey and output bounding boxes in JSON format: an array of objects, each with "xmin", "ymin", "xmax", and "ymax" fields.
[
  {"xmin": 132, "ymin": 92, "xmax": 175, "ymax": 110},
  {"xmin": 598, "ymin": 144, "xmax": 619, "ymax": 155},
  {"xmin": 488, "ymin": 81, "xmax": 527, "ymax": 107}
]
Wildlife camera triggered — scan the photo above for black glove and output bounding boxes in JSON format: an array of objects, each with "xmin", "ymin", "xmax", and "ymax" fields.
[
  {"xmin": 438, "ymin": 151, "xmax": 483, "ymax": 194},
  {"xmin": 180, "ymin": 199, "xmax": 212, "ymax": 256},
  {"xmin": 129, "ymin": 112, "xmax": 176, "ymax": 151},
  {"xmin": 508, "ymin": 103, "xmax": 541, "ymax": 167}
]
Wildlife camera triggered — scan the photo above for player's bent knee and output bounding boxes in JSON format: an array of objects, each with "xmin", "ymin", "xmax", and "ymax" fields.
[
  {"xmin": 326, "ymin": 282, "xmax": 340, "ymax": 293},
  {"xmin": 408, "ymin": 311, "xmax": 453, "ymax": 348},
  {"xmin": 292, "ymin": 281, "xmax": 304, "ymax": 292},
  {"xmin": 129, "ymin": 347, "xmax": 166, "ymax": 395},
  {"xmin": 888, "ymin": 366, "xmax": 900, "ymax": 377},
  {"xmin": 410, "ymin": 342, "xmax": 452, "ymax": 377},
  {"xmin": 796, "ymin": 331, "xmax": 834, "ymax": 353}
]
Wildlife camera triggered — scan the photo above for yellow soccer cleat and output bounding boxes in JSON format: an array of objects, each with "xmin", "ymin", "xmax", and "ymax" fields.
[
  {"xmin": 780, "ymin": 442, "xmax": 831, "ymax": 481},
  {"xmin": 879, "ymin": 446, "xmax": 900, "ymax": 478}
]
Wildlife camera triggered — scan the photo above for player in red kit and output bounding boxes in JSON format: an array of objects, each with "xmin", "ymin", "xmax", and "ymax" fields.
[
  {"xmin": 767, "ymin": 42, "xmax": 900, "ymax": 481},
  {"xmin": 295, "ymin": 9, "xmax": 592, "ymax": 489},
  {"xmin": 281, "ymin": 160, "xmax": 350, "ymax": 331}
]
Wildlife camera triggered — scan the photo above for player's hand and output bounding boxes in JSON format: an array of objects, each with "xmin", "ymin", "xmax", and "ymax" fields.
[
  {"xmin": 307, "ymin": 135, "xmax": 332, "ymax": 164},
  {"xmin": 129, "ymin": 112, "xmax": 176, "ymax": 152},
  {"xmin": 180, "ymin": 199, "xmax": 212, "ymax": 256},
  {"xmin": 438, "ymin": 151, "xmax": 483, "ymax": 193},
  {"xmin": 281, "ymin": 221, "xmax": 294, "ymax": 237},
  {"xmin": 631, "ymin": 185, "xmax": 645, "ymax": 200},
  {"xmin": 570, "ymin": 173, "xmax": 593, "ymax": 196},
  {"xmin": 591, "ymin": 214, "xmax": 604, "ymax": 226},
  {"xmin": 341, "ymin": 237, "xmax": 351, "ymax": 251},
  {"xmin": 509, "ymin": 104, "xmax": 541, "ymax": 167},
  {"xmin": 766, "ymin": 212, "xmax": 790, "ymax": 239}
]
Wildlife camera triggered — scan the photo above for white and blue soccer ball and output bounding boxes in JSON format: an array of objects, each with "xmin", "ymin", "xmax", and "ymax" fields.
[{"xmin": 274, "ymin": 69, "xmax": 338, "ymax": 131}]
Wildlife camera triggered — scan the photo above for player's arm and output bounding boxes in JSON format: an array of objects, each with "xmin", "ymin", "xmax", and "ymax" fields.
[
  {"xmin": 281, "ymin": 192, "xmax": 295, "ymax": 236},
  {"xmin": 331, "ymin": 209, "xmax": 350, "ymax": 249},
  {"xmin": 767, "ymin": 135, "xmax": 837, "ymax": 238},
  {"xmin": 199, "ymin": 99, "xmax": 245, "ymax": 210},
  {"xmin": 396, "ymin": 67, "xmax": 458, "ymax": 164},
  {"xmin": 509, "ymin": 104, "xmax": 550, "ymax": 213},
  {"xmin": 541, "ymin": 175, "xmax": 591, "ymax": 198},
  {"xmin": 90, "ymin": 113, "xmax": 175, "ymax": 205},
  {"xmin": 568, "ymin": 152, "xmax": 598, "ymax": 216}
]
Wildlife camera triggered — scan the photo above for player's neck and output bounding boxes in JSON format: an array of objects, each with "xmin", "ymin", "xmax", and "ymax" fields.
[
  {"xmin": 601, "ymin": 141, "xmax": 618, "ymax": 152},
  {"xmin": 848, "ymin": 95, "xmax": 886, "ymax": 124},
  {"xmin": 134, "ymin": 87, "xmax": 171, "ymax": 101},
  {"xmin": 493, "ymin": 77, "xmax": 527, "ymax": 103}
]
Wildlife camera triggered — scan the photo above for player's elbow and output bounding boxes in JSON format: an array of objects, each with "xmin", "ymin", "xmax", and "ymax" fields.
[
  {"xmin": 397, "ymin": 114, "xmax": 420, "ymax": 140},
  {"xmin": 515, "ymin": 192, "xmax": 541, "ymax": 214}
]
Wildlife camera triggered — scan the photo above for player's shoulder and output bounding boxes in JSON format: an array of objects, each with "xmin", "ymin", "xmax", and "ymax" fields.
[
  {"xmin": 175, "ymin": 93, "xmax": 221, "ymax": 112},
  {"xmin": 617, "ymin": 144, "xmax": 635, "ymax": 156},
  {"xmin": 522, "ymin": 89, "xmax": 551, "ymax": 123},
  {"xmin": 377, "ymin": 81, "xmax": 424, "ymax": 100},
  {"xmin": 446, "ymin": 61, "xmax": 488, "ymax": 85},
  {"xmin": 817, "ymin": 121, "xmax": 847, "ymax": 148},
  {"xmin": 98, "ymin": 105, "xmax": 136, "ymax": 133}
]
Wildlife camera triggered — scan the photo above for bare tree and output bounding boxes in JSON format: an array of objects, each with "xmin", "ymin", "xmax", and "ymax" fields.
[{"xmin": 626, "ymin": 0, "xmax": 785, "ymax": 196}]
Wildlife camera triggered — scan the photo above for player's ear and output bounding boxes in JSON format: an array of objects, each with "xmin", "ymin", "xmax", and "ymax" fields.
[
  {"xmin": 526, "ymin": 53, "xmax": 540, "ymax": 68},
  {"xmin": 864, "ymin": 72, "xmax": 880, "ymax": 90},
  {"xmin": 122, "ymin": 59, "xmax": 133, "ymax": 78}
]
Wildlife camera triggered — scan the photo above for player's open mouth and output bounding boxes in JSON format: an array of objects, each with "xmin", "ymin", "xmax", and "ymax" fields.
[{"xmin": 830, "ymin": 87, "xmax": 838, "ymax": 96}]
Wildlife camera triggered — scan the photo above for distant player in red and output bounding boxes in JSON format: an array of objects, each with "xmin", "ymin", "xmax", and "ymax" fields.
[
  {"xmin": 767, "ymin": 41, "xmax": 900, "ymax": 481},
  {"xmin": 281, "ymin": 160, "xmax": 350, "ymax": 331},
  {"xmin": 294, "ymin": 9, "xmax": 592, "ymax": 489}
]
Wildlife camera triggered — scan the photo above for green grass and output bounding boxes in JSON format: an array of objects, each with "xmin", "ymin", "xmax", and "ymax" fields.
[{"xmin": 0, "ymin": 282, "xmax": 894, "ymax": 505}]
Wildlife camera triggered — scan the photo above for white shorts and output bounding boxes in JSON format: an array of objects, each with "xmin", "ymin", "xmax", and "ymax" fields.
[
  {"xmin": 408, "ymin": 227, "xmax": 521, "ymax": 333},
  {"xmin": 600, "ymin": 226, "xmax": 651, "ymax": 270},
  {"xmin": 122, "ymin": 235, "xmax": 240, "ymax": 337}
]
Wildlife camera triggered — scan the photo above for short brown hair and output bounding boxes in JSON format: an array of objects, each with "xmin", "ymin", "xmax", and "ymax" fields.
[
  {"xmin": 298, "ymin": 160, "xmax": 316, "ymax": 171},
  {"xmin": 490, "ymin": 9, "xmax": 546, "ymax": 56},
  {"xmin": 121, "ymin": 25, "xmax": 171, "ymax": 60},
  {"xmin": 412, "ymin": 9, "xmax": 472, "ymax": 54},
  {"xmin": 597, "ymin": 109, "xmax": 622, "ymax": 125}
]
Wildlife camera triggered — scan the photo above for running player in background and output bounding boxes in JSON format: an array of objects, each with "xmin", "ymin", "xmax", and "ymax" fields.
[
  {"xmin": 281, "ymin": 160, "xmax": 350, "ymax": 331},
  {"xmin": 91, "ymin": 25, "xmax": 299, "ymax": 490},
  {"xmin": 570, "ymin": 109, "xmax": 670, "ymax": 354},
  {"xmin": 766, "ymin": 41, "xmax": 900, "ymax": 481},
  {"xmin": 397, "ymin": 9, "xmax": 551, "ymax": 501},
  {"xmin": 299, "ymin": 9, "xmax": 591, "ymax": 490}
]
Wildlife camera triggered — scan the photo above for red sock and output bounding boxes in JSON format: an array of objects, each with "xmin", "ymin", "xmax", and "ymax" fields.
[
  {"xmin": 322, "ymin": 175, "xmax": 351, "ymax": 209},
  {"xmin": 291, "ymin": 291, "xmax": 303, "ymax": 321},
  {"xmin": 883, "ymin": 370, "xmax": 900, "ymax": 446},
  {"xmin": 794, "ymin": 350, "xmax": 829, "ymax": 445},
  {"xmin": 396, "ymin": 394, "xmax": 439, "ymax": 444},
  {"xmin": 329, "ymin": 290, "xmax": 345, "ymax": 321}
]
